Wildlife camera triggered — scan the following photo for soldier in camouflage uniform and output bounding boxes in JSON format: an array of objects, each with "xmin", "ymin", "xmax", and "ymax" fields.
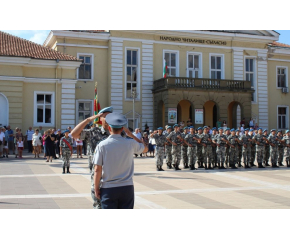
[
  {"xmin": 236, "ymin": 129, "xmax": 243, "ymax": 167},
  {"xmin": 166, "ymin": 124, "xmax": 183, "ymax": 170},
  {"xmin": 181, "ymin": 127, "xmax": 189, "ymax": 168},
  {"xmin": 211, "ymin": 127, "xmax": 218, "ymax": 168},
  {"xmin": 196, "ymin": 127, "xmax": 204, "ymax": 168},
  {"xmin": 276, "ymin": 130, "xmax": 284, "ymax": 166},
  {"xmin": 281, "ymin": 130, "xmax": 290, "ymax": 167},
  {"xmin": 263, "ymin": 129, "xmax": 271, "ymax": 166},
  {"xmin": 150, "ymin": 127, "xmax": 167, "ymax": 171},
  {"xmin": 72, "ymin": 106, "xmax": 113, "ymax": 209},
  {"xmin": 60, "ymin": 130, "xmax": 73, "ymax": 174},
  {"xmin": 227, "ymin": 129, "xmax": 239, "ymax": 169},
  {"xmin": 201, "ymin": 126, "xmax": 213, "ymax": 169},
  {"xmin": 184, "ymin": 126, "xmax": 200, "ymax": 170},
  {"xmin": 224, "ymin": 128, "xmax": 231, "ymax": 167},
  {"xmin": 212, "ymin": 127, "xmax": 227, "ymax": 169},
  {"xmin": 164, "ymin": 126, "xmax": 173, "ymax": 169},
  {"xmin": 253, "ymin": 128, "xmax": 266, "ymax": 168},
  {"xmin": 267, "ymin": 129, "xmax": 279, "ymax": 168},
  {"xmin": 239, "ymin": 128, "xmax": 252, "ymax": 168},
  {"xmin": 249, "ymin": 129, "xmax": 256, "ymax": 166}
]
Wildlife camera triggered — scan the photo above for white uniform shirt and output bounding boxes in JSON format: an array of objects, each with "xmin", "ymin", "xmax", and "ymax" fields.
[
  {"xmin": 93, "ymin": 134, "xmax": 144, "ymax": 189},
  {"xmin": 26, "ymin": 130, "xmax": 34, "ymax": 141},
  {"xmin": 0, "ymin": 132, "xmax": 5, "ymax": 141}
]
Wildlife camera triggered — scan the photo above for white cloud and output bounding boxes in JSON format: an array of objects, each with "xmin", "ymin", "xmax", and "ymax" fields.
[{"xmin": 29, "ymin": 31, "xmax": 50, "ymax": 45}]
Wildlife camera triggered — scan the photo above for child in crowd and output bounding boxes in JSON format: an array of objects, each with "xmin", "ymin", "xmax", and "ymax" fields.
[{"xmin": 17, "ymin": 137, "xmax": 24, "ymax": 158}]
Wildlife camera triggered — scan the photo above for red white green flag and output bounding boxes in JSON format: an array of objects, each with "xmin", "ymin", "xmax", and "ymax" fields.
[
  {"xmin": 163, "ymin": 59, "xmax": 167, "ymax": 78},
  {"xmin": 94, "ymin": 82, "xmax": 102, "ymax": 125}
]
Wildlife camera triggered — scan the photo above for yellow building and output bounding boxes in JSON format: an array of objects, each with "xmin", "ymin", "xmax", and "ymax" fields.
[{"xmin": 2, "ymin": 30, "xmax": 290, "ymax": 132}]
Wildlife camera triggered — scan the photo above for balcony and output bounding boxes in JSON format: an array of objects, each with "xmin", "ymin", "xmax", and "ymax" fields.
[{"xmin": 152, "ymin": 77, "xmax": 254, "ymax": 93}]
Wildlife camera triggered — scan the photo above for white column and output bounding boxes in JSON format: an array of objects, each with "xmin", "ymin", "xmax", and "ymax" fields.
[
  {"xmin": 257, "ymin": 50, "xmax": 268, "ymax": 129},
  {"xmin": 233, "ymin": 49, "xmax": 244, "ymax": 80},
  {"xmin": 61, "ymin": 80, "xmax": 77, "ymax": 130},
  {"xmin": 111, "ymin": 40, "xmax": 123, "ymax": 114},
  {"xmin": 141, "ymin": 41, "xmax": 154, "ymax": 130}
]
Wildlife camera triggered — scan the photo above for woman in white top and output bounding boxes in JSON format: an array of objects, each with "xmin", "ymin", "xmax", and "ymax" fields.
[
  {"xmin": 32, "ymin": 129, "xmax": 42, "ymax": 158},
  {"xmin": 76, "ymin": 134, "xmax": 83, "ymax": 158}
]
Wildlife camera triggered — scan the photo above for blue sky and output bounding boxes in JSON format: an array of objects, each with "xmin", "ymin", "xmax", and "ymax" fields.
[{"xmin": 1, "ymin": 30, "xmax": 290, "ymax": 45}]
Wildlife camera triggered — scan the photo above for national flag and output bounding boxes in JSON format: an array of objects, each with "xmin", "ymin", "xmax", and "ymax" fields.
[
  {"xmin": 163, "ymin": 59, "xmax": 167, "ymax": 78},
  {"xmin": 94, "ymin": 82, "xmax": 102, "ymax": 125}
]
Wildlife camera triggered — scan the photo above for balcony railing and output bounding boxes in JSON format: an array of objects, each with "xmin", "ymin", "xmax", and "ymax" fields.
[{"xmin": 153, "ymin": 77, "xmax": 253, "ymax": 92}]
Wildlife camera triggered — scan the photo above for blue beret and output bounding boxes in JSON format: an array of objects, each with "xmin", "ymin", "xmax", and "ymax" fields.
[
  {"xmin": 203, "ymin": 126, "xmax": 208, "ymax": 130},
  {"xmin": 226, "ymin": 128, "xmax": 230, "ymax": 131},
  {"xmin": 106, "ymin": 112, "xmax": 127, "ymax": 128},
  {"xmin": 245, "ymin": 128, "xmax": 249, "ymax": 131},
  {"xmin": 197, "ymin": 127, "xmax": 202, "ymax": 130},
  {"xmin": 258, "ymin": 128, "xmax": 262, "ymax": 130},
  {"xmin": 189, "ymin": 126, "xmax": 194, "ymax": 129},
  {"xmin": 218, "ymin": 127, "xmax": 223, "ymax": 130},
  {"xmin": 286, "ymin": 130, "xmax": 290, "ymax": 134},
  {"xmin": 63, "ymin": 129, "xmax": 69, "ymax": 134},
  {"xmin": 183, "ymin": 127, "xmax": 188, "ymax": 129},
  {"xmin": 173, "ymin": 124, "xmax": 179, "ymax": 128},
  {"xmin": 249, "ymin": 129, "xmax": 254, "ymax": 132},
  {"xmin": 212, "ymin": 127, "xmax": 216, "ymax": 130},
  {"xmin": 277, "ymin": 130, "xmax": 282, "ymax": 133},
  {"xmin": 236, "ymin": 129, "xmax": 240, "ymax": 132},
  {"xmin": 263, "ymin": 129, "xmax": 268, "ymax": 132},
  {"xmin": 99, "ymin": 106, "xmax": 113, "ymax": 114},
  {"xmin": 270, "ymin": 129, "xmax": 276, "ymax": 132},
  {"xmin": 231, "ymin": 128, "xmax": 235, "ymax": 132},
  {"xmin": 166, "ymin": 126, "xmax": 172, "ymax": 129},
  {"xmin": 157, "ymin": 127, "xmax": 163, "ymax": 130}
]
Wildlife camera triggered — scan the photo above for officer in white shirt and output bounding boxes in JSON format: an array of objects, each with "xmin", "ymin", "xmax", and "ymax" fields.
[
  {"xmin": 26, "ymin": 127, "xmax": 34, "ymax": 153},
  {"xmin": 93, "ymin": 113, "xmax": 148, "ymax": 209}
]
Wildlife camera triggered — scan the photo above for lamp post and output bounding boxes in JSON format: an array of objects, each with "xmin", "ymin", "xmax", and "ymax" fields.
[{"xmin": 131, "ymin": 87, "xmax": 138, "ymax": 130}]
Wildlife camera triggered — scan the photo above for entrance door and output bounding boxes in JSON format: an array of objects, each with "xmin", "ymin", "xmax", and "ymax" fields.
[{"xmin": 0, "ymin": 93, "xmax": 8, "ymax": 127}]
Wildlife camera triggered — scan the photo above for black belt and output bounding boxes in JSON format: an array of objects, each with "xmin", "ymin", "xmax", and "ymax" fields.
[{"xmin": 156, "ymin": 145, "xmax": 164, "ymax": 147}]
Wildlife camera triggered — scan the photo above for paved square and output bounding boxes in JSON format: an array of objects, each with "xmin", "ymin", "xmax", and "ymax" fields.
[{"xmin": 1, "ymin": 152, "xmax": 290, "ymax": 209}]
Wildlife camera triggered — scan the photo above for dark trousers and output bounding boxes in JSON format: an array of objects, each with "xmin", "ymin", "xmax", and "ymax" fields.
[
  {"xmin": 83, "ymin": 140, "xmax": 87, "ymax": 155},
  {"xmin": 27, "ymin": 140, "xmax": 32, "ymax": 153},
  {"xmin": 100, "ymin": 185, "xmax": 134, "ymax": 209},
  {"xmin": 56, "ymin": 144, "xmax": 60, "ymax": 155}
]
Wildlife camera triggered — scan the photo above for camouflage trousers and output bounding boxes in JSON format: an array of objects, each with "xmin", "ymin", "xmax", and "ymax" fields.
[
  {"xmin": 202, "ymin": 145, "xmax": 213, "ymax": 164},
  {"xmin": 172, "ymin": 145, "xmax": 181, "ymax": 166},
  {"xmin": 181, "ymin": 145, "xmax": 188, "ymax": 165},
  {"xmin": 216, "ymin": 146, "xmax": 226, "ymax": 164},
  {"xmin": 187, "ymin": 146, "xmax": 197, "ymax": 166},
  {"xmin": 242, "ymin": 145, "xmax": 251, "ymax": 164},
  {"xmin": 212, "ymin": 146, "xmax": 217, "ymax": 164},
  {"xmin": 62, "ymin": 149, "xmax": 71, "ymax": 167},
  {"xmin": 228, "ymin": 146, "xmax": 238, "ymax": 165},
  {"xmin": 283, "ymin": 147, "xmax": 290, "ymax": 162},
  {"xmin": 251, "ymin": 146, "xmax": 256, "ymax": 163},
  {"xmin": 197, "ymin": 146, "xmax": 203, "ymax": 164},
  {"xmin": 225, "ymin": 147, "xmax": 230, "ymax": 165},
  {"xmin": 255, "ymin": 145, "xmax": 265, "ymax": 164},
  {"xmin": 237, "ymin": 147, "xmax": 242, "ymax": 163},
  {"xmin": 278, "ymin": 147, "xmax": 284, "ymax": 163},
  {"xmin": 87, "ymin": 144, "xmax": 93, "ymax": 169},
  {"xmin": 165, "ymin": 145, "xmax": 173, "ymax": 165},
  {"xmin": 155, "ymin": 146, "xmax": 165, "ymax": 167},
  {"xmin": 90, "ymin": 162, "xmax": 102, "ymax": 209},
  {"xmin": 264, "ymin": 146, "xmax": 270, "ymax": 164},
  {"xmin": 269, "ymin": 146, "xmax": 278, "ymax": 164}
]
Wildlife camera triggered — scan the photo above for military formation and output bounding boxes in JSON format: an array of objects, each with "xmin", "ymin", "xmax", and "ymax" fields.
[{"xmin": 150, "ymin": 124, "xmax": 290, "ymax": 171}]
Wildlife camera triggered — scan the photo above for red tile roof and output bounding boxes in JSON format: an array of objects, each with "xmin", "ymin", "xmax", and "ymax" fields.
[
  {"xmin": 0, "ymin": 31, "xmax": 79, "ymax": 61},
  {"xmin": 269, "ymin": 41, "xmax": 290, "ymax": 48}
]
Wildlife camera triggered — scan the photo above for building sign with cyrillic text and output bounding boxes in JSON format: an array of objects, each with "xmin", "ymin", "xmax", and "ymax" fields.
[{"xmin": 159, "ymin": 36, "xmax": 227, "ymax": 45}]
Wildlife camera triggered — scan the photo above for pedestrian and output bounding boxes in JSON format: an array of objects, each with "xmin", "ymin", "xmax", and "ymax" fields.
[
  {"xmin": 55, "ymin": 129, "xmax": 63, "ymax": 158},
  {"xmin": 6, "ymin": 125, "xmax": 14, "ymax": 155},
  {"xmin": 42, "ymin": 131, "xmax": 47, "ymax": 159},
  {"xmin": 0, "ymin": 127, "xmax": 5, "ymax": 158},
  {"xmin": 186, "ymin": 118, "xmax": 192, "ymax": 127},
  {"xmin": 32, "ymin": 129, "xmax": 42, "ymax": 158},
  {"xmin": 93, "ymin": 113, "xmax": 147, "ymax": 209},
  {"xmin": 133, "ymin": 128, "xmax": 143, "ymax": 157},
  {"xmin": 142, "ymin": 132, "xmax": 149, "ymax": 157},
  {"xmin": 26, "ymin": 127, "xmax": 34, "ymax": 153},
  {"xmin": 17, "ymin": 136, "xmax": 24, "ymax": 158},
  {"xmin": 39, "ymin": 126, "xmax": 44, "ymax": 136},
  {"xmin": 216, "ymin": 118, "xmax": 222, "ymax": 129},
  {"xmin": 60, "ymin": 130, "xmax": 73, "ymax": 174},
  {"xmin": 148, "ymin": 130, "xmax": 156, "ymax": 157},
  {"xmin": 150, "ymin": 127, "xmax": 167, "ymax": 171},
  {"xmin": 44, "ymin": 129, "xmax": 55, "ymax": 162},
  {"xmin": 14, "ymin": 127, "xmax": 19, "ymax": 158},
  {"xmin": 249, "ymin": 118, "xmax": 254, "ymax": 128},
  {"xmin": 75, "ymin": 134, "xmax": 83, "ymax": 158},
  {"xmin": 3, "ymin": 127, "xmax": 9, "ymax": 158},
  {"xmin": 71, "ymin": 106, "xmax": 113, "ymax": 209}
]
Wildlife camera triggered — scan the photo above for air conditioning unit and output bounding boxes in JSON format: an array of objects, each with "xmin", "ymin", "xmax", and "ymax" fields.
[{"xmin": 282, "ymin": 87, "xmax": 289, "ymax": 93}]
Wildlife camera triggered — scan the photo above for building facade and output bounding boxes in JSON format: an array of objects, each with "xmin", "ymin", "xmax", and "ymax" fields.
[{"xmin": 1, "ymin": 30, "xmax": 290, "ymax": 132}]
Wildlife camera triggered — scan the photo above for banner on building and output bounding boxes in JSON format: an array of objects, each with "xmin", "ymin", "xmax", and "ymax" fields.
[
  {"xmin": 168, "ymin": 108, "xmax": 177, "ymax": 124},
  {"xmin": 195, "ymin": 109, "xmax": 203, "ymax": 124}
]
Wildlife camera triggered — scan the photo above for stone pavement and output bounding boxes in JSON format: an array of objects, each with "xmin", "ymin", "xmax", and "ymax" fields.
[{"xmin": 1, "ymin": 152, "xmax": 290, "ymax": 209}]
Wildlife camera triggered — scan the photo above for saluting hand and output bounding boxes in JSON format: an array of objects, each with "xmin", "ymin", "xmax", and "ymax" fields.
[{"xmin": 87, "ymin": 113, "xmax": 104, "ymax": 122}]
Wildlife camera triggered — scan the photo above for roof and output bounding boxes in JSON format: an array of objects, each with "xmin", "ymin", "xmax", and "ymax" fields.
[
  {"xmin": 68, "ymin": 30, "xmax": 108, "ymax": 33},
  {"xmin": 0, "ymin": 31, "xmax": 79, "ymax": 61},
  {"xmin": 269, "ymin": 41, "xmax": 290, "ymax": 48}
]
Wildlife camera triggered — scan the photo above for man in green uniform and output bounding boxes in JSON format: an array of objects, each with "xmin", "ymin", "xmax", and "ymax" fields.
[
  {"xmin": 276, "ymin": 130, "xmax": 284, "ymax": 166},
  {"xmin": 268, "ymin": 129, "xmax": 279, "ymax": 168},
  {"xmin": 60, "ymin": 130, "xmax": 73, "ymax": 174},
  {"xmin": 212, "ymin": 127, "xmax": 227, "ymax": 169},
  {"xmin": 164, "ymin": 126, "xmax": 173, "ymax": 169},
  {"xmin": 253, "ymin": 128, "xmax": 266, "ymax": 168},
  {"xmin": 263, "ymin": 129, "xmax": 271, "ymax": 166},
  {"xmin": 184, "ymin": 126, "xmax": 200, "ymax": 170},
  {"xmin": 196, "ymin": 127, "xmax": 204, "ymax": 168},
  {"xmin": 201, "ymin": 126, "xmax": 213, "ymax": 170},
  {"xmin": 150, "ymin": 127, "xmax": 167, "ymax": 171},
  {"xmin": 211, "ymin": 127, "xmax": 218, "ymax": 168},
  {"xmin": 239, "ymin": 128, "xmax": 252, "ymax": 168},
  {"xmin": 281, "ymin": 130, "xmax": 290, "ymax": 167},
  {"xmin": 227, "ymin": 129, "xmax": 239, "ymax": 169},
  {"xmin": 181, "ymin": 127, "xmax": 189, "ymax": 168}
]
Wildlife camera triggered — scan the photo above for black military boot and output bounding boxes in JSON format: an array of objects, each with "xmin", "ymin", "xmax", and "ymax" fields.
[
  {"xmin": 265, "ymin": 162, "xmax": 270, "ymax": 167},
  {"xmin": 167, "ymin": 163, "xmax": 172, "ymax": 169},
  {"xmin": 190, "ymin": 165, "xmax": 196, "ymax": 170},
  {"xmin": 220, "ymin": 162, "xmax": 226, "ymax": 169},
  {"xmin": 200, "ymin": 162, "xmax": 205, "ymax": 168},
  {"xmin": 67, "ymin": 167, "xmax": 71, "ymax": 174},
  {"xmin": 287, "ymin": 161, "xmax": 290, "ymax": 167},
  {"xmin": 184, "ymin": 163, "xmax": 189, "ymax": 169},
  {"xmin": 62, "ymin": 167, "xmax": 65, "ymax": 174},
  {"xmin": 204, "ymin": 163, "xmax": 208, "ymax": 170},
  {"xmin": 279, "ymin": 162, "xmax": 284, "ymax": 166},
  {"xmin": 258, "ymin": 162, "xmax": 265, "ymax": 168},
  {"xmin": 175, "ymin": 165, "xmax": 181, "ymax": 171},
  {"xmin": 159, "ymin": 166, "xmax": 164, "ymax": 171},
  {"xmin": 272, "ymin": 163, "xmax": 279, "ymax": 168},
  {"xmin": 244, "ymin": 163, "xmax": 249, "ymax": 169},
  {"xmin": 231, "ymin": 163, "xmax": 238, "ymax": 169},
  {"xmin": 208, "ymin": 163, "xmax": 214, "ymax": 169},
  {"xmin": 251, "ymin": 162, "xmax": 256, "ymax": 167},
  {"xmin": 238, "ymin": 162, "xmax": 242, "ymax": 167}
]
